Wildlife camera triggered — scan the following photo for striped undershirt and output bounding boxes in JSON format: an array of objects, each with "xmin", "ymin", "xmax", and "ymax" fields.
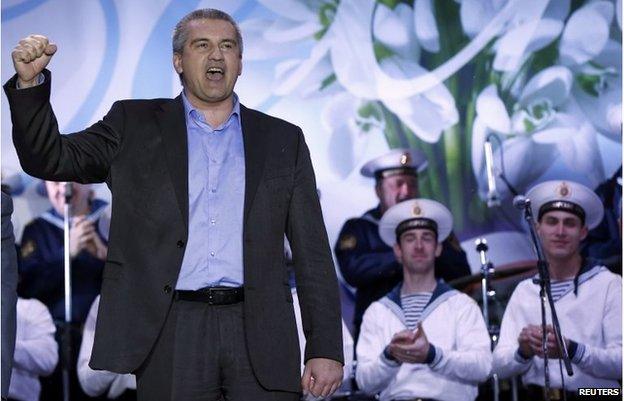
[
  {"xmin": 401, "ymin": 292, "xmax": 432, "ymax": 331},
  {"xmin": 550, "ymin": 279, "xmax": 574, "ymax": 302}
]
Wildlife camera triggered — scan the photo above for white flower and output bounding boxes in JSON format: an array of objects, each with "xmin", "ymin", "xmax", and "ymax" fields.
[
  {"xmin": 472, "ymin": 65, "xmax": 604, "ymax": 198},
  {"xmin": 571, "ymin": 40, "xmax": 622, "ymax": 141},
  {"xmin": 322, "ymin": 92, "xmax": 385, "ymax": 178},
  {"xmin": 330, "ymin": 0, "xmax": 459, "ymax": 143},
  {"xmin": 457, "ymin": 0, "xmax": 568, "ymax": 72},
  {"xmin": 559, "ymin": 1, "xmax": 614, "ymax": 66},
  {"xmin": 248, "ymin": 0, "xmax": 339, "ymax": 96}
]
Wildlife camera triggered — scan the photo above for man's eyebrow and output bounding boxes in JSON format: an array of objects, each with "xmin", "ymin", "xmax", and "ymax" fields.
[
  {"xmin": 189, "ymin": 38, "xmax": 209, "ymax": 45},
  {"xmin": 189, "ymin": 38, "xmax": 237, "ymax": 45}
]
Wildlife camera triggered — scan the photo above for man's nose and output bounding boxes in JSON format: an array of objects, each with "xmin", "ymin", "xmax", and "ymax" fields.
[
  {"xmin": 398, "ymin": 183, "xmax": 410, "ymax": 197},
  {"xmin": 209, "ymin": 46, "xmax": 224, "ymax": 60}
]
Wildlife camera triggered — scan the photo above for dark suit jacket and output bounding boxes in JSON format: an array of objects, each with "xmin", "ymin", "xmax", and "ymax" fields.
[
  {"xmin": 1, "ymin": 191, "xmax": 18, "ymax": 397},
  {"xmin": 4, "ymin": 70, "xmax": 343, "ymax": 392}
]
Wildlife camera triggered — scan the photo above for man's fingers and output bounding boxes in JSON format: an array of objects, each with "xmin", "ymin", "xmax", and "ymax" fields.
[
  {"xmin": 328, "ymin": 382, "xmax": 340, "ymax": 398},
  {"xmin": 308, "ymin": 377, "xmax": 321, "ymax": 397},
  {"xmin": 300, "ymin": 367, "xmax": 312, "ymax": 393},
  {"xmin": 44, "ymin": 43, "xmax": 57, "ymax": 56}
]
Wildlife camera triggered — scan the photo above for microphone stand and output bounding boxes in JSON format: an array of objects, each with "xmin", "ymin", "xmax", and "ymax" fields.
[
  {"xmin": 62, "ymin": 182, "xmax": 73, "ymax": 401},
  {"xmin": 518, "ymin": 197, "xmax": 573, "ymax": 399},
  {"xmin": 475, "ymin": 239, "xmax": 499, "ymax": 401}
]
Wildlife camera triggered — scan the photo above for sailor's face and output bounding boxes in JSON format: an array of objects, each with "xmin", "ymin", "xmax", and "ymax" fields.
[
  {"xmin": 45, "ymin": 181, "xmax": 91, "ymax": 216},
  {"xmin": 394, "ymin": 228, "xmax": 441, "ymax": 275},
  {"xmin": 377, "ymin": 174, "xmax": 419, "ymax": 212},
  {"xmin": 537, "ymin": 210, "xmax": 587, "ymax": 261}
]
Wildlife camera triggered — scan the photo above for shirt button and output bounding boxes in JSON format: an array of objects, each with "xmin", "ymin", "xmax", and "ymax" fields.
[
  {"xmin": 210, "ymin": 251, "xmax": 215, "ymax": 257},
  {"xmin": 176, "ymin": 240, "xmax": 185, "ymax": 248},
  {"xmin": 163, "ymin": 285, "xmax": 172, "ymax": 294},
  {"xmin": 210, "ymin": 219, "xmax": 216, "ymax": 225},
  {"xmin": 211, "ymin": 188, "xmax": 217, "ymax": 193}
]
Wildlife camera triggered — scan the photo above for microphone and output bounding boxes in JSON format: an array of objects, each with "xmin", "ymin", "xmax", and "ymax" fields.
[
  {"xmin": 484, "ymin": 138, "xmax": 500, "ymax": 207},
  {"xmin": 513, "ymin": 195, "xmax": 529, "ymax": 210},
  {"xmin": 64, "ymin": 182, "xmax": 73, "ymax": 205}
]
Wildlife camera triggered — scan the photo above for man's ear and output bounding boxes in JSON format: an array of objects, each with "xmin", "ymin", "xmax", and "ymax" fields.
[
  {"xmin": 580, "ymin": 225, "xmax": 589, "ymax": 241},
  {"xmin": 435, "ymin": 242, "xmax": 442, "ymax": 258},
  {"xmin": 393, "ymin": 242, "xmax": 402, "ymax": 263},
  {"xmin": 173, "ymin": 53, "xmax": 183, "ymax": 74}
]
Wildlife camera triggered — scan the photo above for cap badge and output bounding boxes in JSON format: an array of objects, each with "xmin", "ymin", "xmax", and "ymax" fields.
[
  {"xmin": 558, "ymin": 182, "xmax": 570, "ymax": 198},
  {"xmin": 412, "ymin": 204, "xmax": 422, "ymax": 216},
  {"xmin": 400, "ymin": 152, "xmax": 411, "ymax": 166}
]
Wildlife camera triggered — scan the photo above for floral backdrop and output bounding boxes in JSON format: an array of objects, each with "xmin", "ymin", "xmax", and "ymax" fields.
[{"xmin": 2, "ymin": 0, "xmax": 621, "ymax": 267}]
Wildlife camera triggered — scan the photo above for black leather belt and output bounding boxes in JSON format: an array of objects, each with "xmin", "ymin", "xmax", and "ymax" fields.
[{"xmin": 175, "ymin": 286, "xmax": 244, "ymax": 305}]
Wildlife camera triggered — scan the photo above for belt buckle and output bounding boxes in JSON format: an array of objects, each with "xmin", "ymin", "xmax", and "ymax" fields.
[{"xmin": 207, "ymin": 288, "xmax": 215, "ymax": 304}]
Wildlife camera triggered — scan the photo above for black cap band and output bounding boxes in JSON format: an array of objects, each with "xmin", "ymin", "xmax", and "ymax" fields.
[
  {"xmin": 375, "ymin": 167, "xmax": 418, "ymax": 180},
  {"xmin": 395, "ymin": 218, "xmax": 438, "ymax": 242},
  {"xmin": 538, "ymin": 200, "xmax": 586, "ymax": 223}
]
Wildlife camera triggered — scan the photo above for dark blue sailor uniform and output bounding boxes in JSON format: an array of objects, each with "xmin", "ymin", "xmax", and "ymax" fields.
[
  {"xmin": 582, "ymin": 167, "xmax": 622, "ymax": 274},
  {"xmin": 18, "ymin": 199, "xmax": 108, "ymax": 323},
  {"xmin": 17, "ymin": 199, "xmax": 109, "ymax": 401},
  {"xmin": 335, "ymin": 205, "xmax": 471, "ymax": 342}
]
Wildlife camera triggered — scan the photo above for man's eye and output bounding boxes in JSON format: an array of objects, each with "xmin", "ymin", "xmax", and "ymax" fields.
[{"xmin": 221, "ymin": 43, "xmax": 233, "ymax": 49}]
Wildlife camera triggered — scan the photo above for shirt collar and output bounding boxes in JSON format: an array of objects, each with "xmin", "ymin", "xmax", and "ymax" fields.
[{"xmin": 181, "ymin": 90, "xmax": 241, "ymax": 131}]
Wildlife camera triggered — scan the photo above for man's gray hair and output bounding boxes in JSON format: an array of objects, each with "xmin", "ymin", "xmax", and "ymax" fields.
[{"xmin": 172, "ymin": 9, "xmax": 243, "ymax": 55}]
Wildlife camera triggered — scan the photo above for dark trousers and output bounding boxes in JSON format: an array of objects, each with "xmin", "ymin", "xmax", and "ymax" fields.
[{"xmin": 135, "ymin": 298, "xmax": 299, "ymax": 401}]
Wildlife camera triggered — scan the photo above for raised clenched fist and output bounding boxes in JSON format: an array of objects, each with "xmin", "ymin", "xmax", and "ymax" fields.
[{"xmin": 11, "ymin": 34, "xmax": 57, "ymax": 88}]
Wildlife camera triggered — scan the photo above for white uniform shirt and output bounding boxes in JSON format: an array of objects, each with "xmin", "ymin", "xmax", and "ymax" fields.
[
  {"xmin": 493, "ymin": 265, "xmax": 622, "ymax": 389},
  {"xmin": 291, "ymin": 289, "xmax": 354, "ymax": 381},
  {"xmin": 77, "ymin": 296, "xmax": 136, "ymax": 398},
  {"xmin": 356, "ymin": 282, "xmax": 492, "ymax": 401},
  {"xmin": 8, "ymin": 298, "xmax": 58, "ymax": 401}
]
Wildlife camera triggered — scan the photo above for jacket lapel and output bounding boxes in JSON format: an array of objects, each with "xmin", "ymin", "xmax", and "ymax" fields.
[
  {"xmin": 156, "ymin": 96, "xmax": 189, "ymax": 228},
  {"xmin": 241, "ymin": 105, "xmax": 268, "ymax": 224}
]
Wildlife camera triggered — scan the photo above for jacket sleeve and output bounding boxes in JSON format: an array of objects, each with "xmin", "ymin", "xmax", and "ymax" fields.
[
  {"xmin": 492, "ymin": 286, "xmax": 533, "ymax": 379},
  {"xmin": 573, "ymin": 277, "xmax": 622, "ymax": 379},
  {"xmin": 13, "ymin": 300, "xmax": 58, "ymax": 376},
  {"xmin": 286, "ymin": 129, "xmax": 344, "ymax": 364},
  {"xmin": 355, "ymin": 305, "xmax": 400, "ymax": 393},
  {"xmin": 334, "ymin": 219, "xmax": 401, "ymax": 288},
  {"xmin": 3, "ymin": 70, "xmax": 123, "ymax": 184},
  {"xmin": 428, "ymin": 296, "xmax": 492, "ymax": 383}
]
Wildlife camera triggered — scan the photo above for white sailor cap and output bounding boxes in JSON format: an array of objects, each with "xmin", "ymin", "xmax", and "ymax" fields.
[
  {"xmin": 379, "ymin": 199, "xmax": 453, "ymax": 246},
  {"xmin": 526, "ymin": 180, "xmax": 604, "ymax": 230},
  {"xmin": 360, "ymin": 148, "xmax": 428, "ymax": 179}
]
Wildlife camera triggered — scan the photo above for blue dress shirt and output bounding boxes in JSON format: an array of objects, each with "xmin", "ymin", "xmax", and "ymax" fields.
[{"xmin": 175, "ymin": 92, "xmax": 245, "ymax": 290}]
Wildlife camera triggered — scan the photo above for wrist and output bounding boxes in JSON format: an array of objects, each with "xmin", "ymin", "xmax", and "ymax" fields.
[{"xmin": 16, "ymin": 77, "xmax": 37, "ymax": 88}]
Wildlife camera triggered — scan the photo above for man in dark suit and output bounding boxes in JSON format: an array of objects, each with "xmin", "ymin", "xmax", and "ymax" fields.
[
  {"xmin": 1, "ymin": 190, "xmax": 18, "ymax": 400},
  {"xmin": 4, "ymin": 8, "xmax": 343, "ymax": 401}
]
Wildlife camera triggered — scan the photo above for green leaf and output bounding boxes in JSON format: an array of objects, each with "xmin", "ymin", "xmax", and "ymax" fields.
[
  {"xmin": 576, "ymin": 74, "xmax": 601, "ymax": 97},
  {"xmin": 319, "ymin": 3, "xmax": 337, "ymax": 26},
  {"xmin": 377, "ymin": 0, "xmax": 401, "ymax": 9},
  {"xmin": 374, "ymin": 41, "xmax": 394, "ymax": 61},
  {"xmin": 357, "ymin": 102, "xmax": 382, "ymax": 120},
  {"xmin": 313, "ymin": 26, "xmax": 329, "ymax": 40},
  {"xmin": 524, "ymin": 118, "xmax": 536, "ymax": 132},
  {"xmin": 320, "ymin": 74, "xmax": 337, "ymax": 91}
]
